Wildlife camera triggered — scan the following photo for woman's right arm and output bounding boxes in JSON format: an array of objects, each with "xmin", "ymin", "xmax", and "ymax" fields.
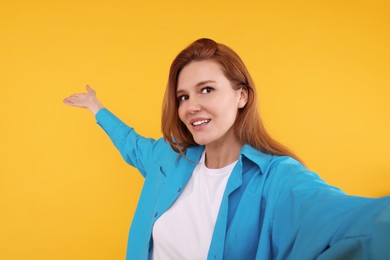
[
  {"xmin": 63, "ymin": 85, "xmax": 169, "ymax": 177},
  {"xmin": 63, "ymin": 85, "xmax": 104, "ymax": 115}
]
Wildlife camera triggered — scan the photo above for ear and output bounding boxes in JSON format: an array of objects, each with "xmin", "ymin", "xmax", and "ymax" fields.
[{"xmin": 238, "ymin": 87, "xmax": 248, "ymax": 109}]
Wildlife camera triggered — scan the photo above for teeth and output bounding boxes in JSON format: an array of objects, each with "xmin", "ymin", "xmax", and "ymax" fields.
[{"xmin": 192, "ymin": 120, "xmax": 210, "ymax": 126}]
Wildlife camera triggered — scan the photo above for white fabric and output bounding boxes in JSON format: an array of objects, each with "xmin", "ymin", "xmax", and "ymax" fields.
[{"xmin": 152, "ymin": 151, "xmax": 237, "ymax": 260}]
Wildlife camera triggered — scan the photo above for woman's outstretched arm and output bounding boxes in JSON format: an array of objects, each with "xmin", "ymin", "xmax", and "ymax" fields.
[{"xmin": 63, "ymin": 85, "xmax": 104, "ymax": 115}]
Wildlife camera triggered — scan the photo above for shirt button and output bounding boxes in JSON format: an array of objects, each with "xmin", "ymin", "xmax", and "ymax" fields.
[
  {"xmin": 154, "ymin": 212, "xmax": 158, "ymax": 217},
  {"xmin": 177, "ymin": 187, "xmax": 182, "ymax": 193}
]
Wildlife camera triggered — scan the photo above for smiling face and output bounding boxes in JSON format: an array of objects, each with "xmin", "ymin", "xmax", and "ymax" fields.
[{"xmin": 177, "ymin": 60, "xmax": 248, "ymax": 148}]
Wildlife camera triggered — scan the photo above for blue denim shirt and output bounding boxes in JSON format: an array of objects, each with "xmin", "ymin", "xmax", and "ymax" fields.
[{"xmin": 96, "ymin": 108, "xmax": 390, "ymax": 260}]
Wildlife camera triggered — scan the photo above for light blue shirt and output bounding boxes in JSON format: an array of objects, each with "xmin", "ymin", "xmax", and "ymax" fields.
[{"xmin": 96, "ymin": 108, "xmax": 390, "ymax": 260}]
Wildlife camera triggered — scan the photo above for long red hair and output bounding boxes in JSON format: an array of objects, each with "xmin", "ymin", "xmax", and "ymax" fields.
[{"xmin": 161, "ymin": 38, "xmax": 302, "ymax": 163}]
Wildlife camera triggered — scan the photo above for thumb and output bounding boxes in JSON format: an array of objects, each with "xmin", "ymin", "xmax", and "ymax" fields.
[{"xmin": 86, "ymin": 84, "xmax": 95, "ymax": 94}]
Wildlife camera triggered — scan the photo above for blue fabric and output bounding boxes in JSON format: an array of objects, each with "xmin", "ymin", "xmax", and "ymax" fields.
[{"xmin": 96, "ymin": 108, "xmax": 390, "ymax": 260}]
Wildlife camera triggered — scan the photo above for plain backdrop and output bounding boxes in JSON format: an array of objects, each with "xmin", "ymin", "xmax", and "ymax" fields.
[{"xmin": 1, "ymin": 0, "xmax": 389, "ymax": 259}]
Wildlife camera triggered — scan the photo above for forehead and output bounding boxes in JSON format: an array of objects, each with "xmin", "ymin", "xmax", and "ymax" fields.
[{"xmin": 177, "ymin": 60, "xmax": 228, "ymax": 90}]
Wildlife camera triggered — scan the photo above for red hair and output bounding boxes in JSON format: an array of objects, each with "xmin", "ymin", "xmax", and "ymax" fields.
[{"xmin": 161, "ymin": 38, "xmax": 302, "ymax": 163}]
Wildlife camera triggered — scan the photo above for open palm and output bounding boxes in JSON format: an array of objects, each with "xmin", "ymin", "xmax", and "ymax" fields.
[
  {"xmin": 63, "ymin": 85, "xmax": 104, "ymax": 115},
  {"xmin": 63, "ymin": 85, "xmax": 97, "ymax": 108}
]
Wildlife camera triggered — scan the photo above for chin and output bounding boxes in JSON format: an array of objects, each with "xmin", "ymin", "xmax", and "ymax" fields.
[
  {"xmin": 192, "ymin": 137, "xmax": 210, "ymax": 146},
  {"xmin": 193, "ymin": 140, "xmax": 207, "ymax": 146}
]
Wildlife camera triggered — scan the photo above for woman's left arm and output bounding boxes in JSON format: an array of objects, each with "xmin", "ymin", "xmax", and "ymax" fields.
[{"xmin": 268, "ymin": 158, "xmax": 390, "ymax": 259}]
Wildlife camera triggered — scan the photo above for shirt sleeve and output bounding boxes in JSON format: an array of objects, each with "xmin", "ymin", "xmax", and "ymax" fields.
[
  {"xmin": 95, "ymin": 108, "xmax": 170, "ymax": 177},
  {"xmin": 268, "ymin": 157, "xmax": 390, "ymax": 259}
]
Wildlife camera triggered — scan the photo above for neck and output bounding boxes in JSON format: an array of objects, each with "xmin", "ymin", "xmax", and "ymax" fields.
[{"xmin": 204, "ymin": 136, "xmax": 242, "ymax": 169}]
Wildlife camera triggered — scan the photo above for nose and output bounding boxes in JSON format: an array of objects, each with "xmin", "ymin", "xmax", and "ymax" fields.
[{"xmin": 186, "ymin": 96, "xmax": 202, "ymax": 114}]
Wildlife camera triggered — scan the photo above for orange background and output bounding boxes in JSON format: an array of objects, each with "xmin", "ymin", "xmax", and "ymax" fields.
[{"xmin": 0, "ymin": 0, "xmax": 389, "ymax": 259}]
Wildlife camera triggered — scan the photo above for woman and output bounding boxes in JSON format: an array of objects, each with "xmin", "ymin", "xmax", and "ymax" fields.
[{"xmin": 64, "ymin": 38, "xmax": 390, "ymax": 260}]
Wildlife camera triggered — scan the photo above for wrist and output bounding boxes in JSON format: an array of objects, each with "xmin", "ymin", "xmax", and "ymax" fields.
[{"xmin": 88, "ymin": 101, "xmax": 104, "ymax": 115}]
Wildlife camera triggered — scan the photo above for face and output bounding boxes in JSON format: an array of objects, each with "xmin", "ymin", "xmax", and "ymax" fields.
[{"xmin": 177, "ymin": 60, "xmax": 247, "ymax": 147}]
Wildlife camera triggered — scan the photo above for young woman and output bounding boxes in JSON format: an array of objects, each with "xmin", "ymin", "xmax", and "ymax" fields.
[{"xmin": 64, "ymin": 38, "xmax": 390, "ymax": 260}]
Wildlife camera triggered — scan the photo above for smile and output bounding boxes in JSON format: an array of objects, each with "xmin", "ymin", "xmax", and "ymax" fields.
[{"xmin": 191, "ymin": 119, "xmax": 211, "ymax": 126}]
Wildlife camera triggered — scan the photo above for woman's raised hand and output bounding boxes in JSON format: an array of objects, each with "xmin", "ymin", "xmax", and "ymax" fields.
[{"xmin": 63, "ymin": 85, "xmax": 104, "ymax": 115}]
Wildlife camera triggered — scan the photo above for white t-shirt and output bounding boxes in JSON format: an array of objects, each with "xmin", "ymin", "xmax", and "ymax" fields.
[{"xmin": 152, "ymin": 151, "xmax": 237, "ymax": 260}]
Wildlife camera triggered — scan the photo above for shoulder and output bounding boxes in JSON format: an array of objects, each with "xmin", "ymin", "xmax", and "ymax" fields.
[
  {"xmin": 241, "ymin": 145, "xmax": 339, "ymax": 193},
  {"xmin": 240, "ymin": 144, "xmax": 309, "ymax": 178}
]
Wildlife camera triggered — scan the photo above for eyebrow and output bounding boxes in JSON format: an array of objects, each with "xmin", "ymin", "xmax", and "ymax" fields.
[{"xmin": 176, "ymin": 80, "xmax": 216, "ymax": 96}]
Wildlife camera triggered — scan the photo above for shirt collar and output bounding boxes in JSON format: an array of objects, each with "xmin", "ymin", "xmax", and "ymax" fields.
[
  {"xmin": 240, "ymin": 144, "xmax": 273, "ymax": 174},
  {"xmin": 186, "ymin": 144, "xmax": 273, "ymax": 174}
]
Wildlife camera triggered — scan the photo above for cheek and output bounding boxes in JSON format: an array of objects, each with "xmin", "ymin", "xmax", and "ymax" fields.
[
  {"xmin": 178, "ymin": 106, "xmax": 185, "ymax": 123},
  {"xmin": 215, "ymin": 97, "xmax": 239, "ymax": 117},
  {"xmin": 220, "ymin": 105, "xmax": 240, "ymax": 126}
]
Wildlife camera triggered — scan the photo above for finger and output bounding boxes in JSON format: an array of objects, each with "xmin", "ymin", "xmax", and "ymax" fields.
[
  {"xmin": 86, "ymin": 85, "xmax": 96, "ymax": 95},
  {"xmin": 63, "ymin": 98, "xmax": 82, "ymax": 107},
  {"xmin": 64, "ymin": 93, "xmax": 80, "ymax": 99},
  {"xmin": 63, "ymin": 97, "xmax": 73, "ymax": 105}
]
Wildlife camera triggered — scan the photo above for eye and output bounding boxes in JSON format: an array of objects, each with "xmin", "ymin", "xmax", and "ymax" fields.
[
  {"xmin": 201, "ymin": 87, "xmax": 213, "ymax": 94},
  {"xmin": 178, "ymin": 95, "xmax": 189, "ymax": 102}
]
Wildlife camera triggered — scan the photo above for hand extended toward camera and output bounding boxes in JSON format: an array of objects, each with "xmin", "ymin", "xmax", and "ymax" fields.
[{"xmin": 63, "ymin": 85, "xmax": 104, "ymax": 115}]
